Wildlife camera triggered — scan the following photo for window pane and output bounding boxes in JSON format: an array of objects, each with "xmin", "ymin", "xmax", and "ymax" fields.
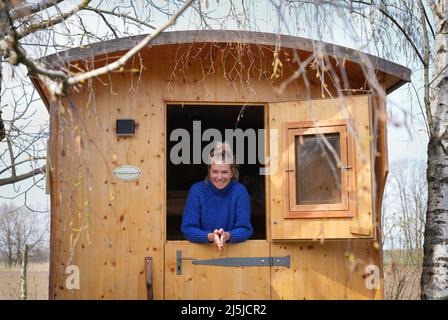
[{"xmin": 295, "ymin": 133, "xmax": 341, "ymax": 204}]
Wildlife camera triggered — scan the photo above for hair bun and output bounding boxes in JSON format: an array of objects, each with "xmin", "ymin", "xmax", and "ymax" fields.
[
  {"xmin": 213, "ymin": 141, "xmax": 232, "ymax": 154},
  {"xmin": 209, "ymin": 141, "xmax": 234, "ymax": 164}
]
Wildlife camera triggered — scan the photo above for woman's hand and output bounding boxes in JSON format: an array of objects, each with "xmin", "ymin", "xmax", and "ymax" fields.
[
  {"xmin": 208, "ymin": 229, "xmax": 230, "ymax": 250},
  {"xmin": 208, "ymin": 229, "xmax": 222, "ymax": 249},
  {"xmin": 218, "ymin": 229, "xmax": 230, "ymax": 250}
]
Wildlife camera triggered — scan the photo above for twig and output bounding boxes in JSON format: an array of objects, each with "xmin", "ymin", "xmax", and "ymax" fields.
[
  {"xmin": 83, "ymin": 6, "xmax": 157, "ymax": 30},
  {"xmin": 63, "ymin": 0, "xmax": 194, "ymax": 89},
  {"xmin": 9, "ymin": 0, "xmax": 64, "ymax": 20},
  {"xmin": 16, "ymin": 0, "xmax": 92, "ymax": 39}
]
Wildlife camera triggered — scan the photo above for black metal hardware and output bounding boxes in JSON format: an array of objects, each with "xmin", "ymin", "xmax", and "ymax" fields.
[
  {"xmin": 193, "ymin": 256, "xmax": 290, "ymax": 267},
  {"xmin": 177, "ymin": 250, "xmax": 196, "ymax": 275},
  {"xmin": 177, "ymin": 250, "xmax": 182, "ymax": 275},
  {"xmin": 176, "ymin": 250, "xmax": 290, "ymax": 275},
  {"xmin": 145, "ymin": 257, "xmax": 153, "ymax": 300}
]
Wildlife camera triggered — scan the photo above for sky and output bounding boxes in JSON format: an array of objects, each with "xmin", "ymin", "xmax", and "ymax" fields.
[{"xmin": 0, "ymin": 0, "xmax": 429, "ymax": 212}]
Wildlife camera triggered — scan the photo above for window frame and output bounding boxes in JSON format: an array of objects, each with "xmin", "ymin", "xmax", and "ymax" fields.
[{"xmin": 284, "ymin": 119, "xmax": 356, "ymax": 219}]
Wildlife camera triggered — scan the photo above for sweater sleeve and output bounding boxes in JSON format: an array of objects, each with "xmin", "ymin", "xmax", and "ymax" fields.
[
  {"xmin": 228, "ymin": 184, "xmax": 253, "ymax": 243},
  {"xmin": 181, "ymin": 184, "xmax": 210, "ymax": 243}
]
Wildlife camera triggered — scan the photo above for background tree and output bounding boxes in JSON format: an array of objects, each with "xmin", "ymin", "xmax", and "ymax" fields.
[
  {"xmin": 382, "ymin": 159, "xmax": 427, "ymax": 299},
  {"xmin": 0, "ymin": 203, "xmax": 48, "ymax": 268},
  {"xmin": 0, "ymin": 74, "xmax": 47, "ymax": 188}
]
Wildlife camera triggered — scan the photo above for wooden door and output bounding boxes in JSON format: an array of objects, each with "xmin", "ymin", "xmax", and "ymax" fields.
[
  {"xmin": 165, "ymin": 240, "xmax": 271, "ymax": 299},
  {"xmin": 268, "ymin": 96, "xmax": 382, "ymax": 300},
  {"xmin": 269, "ymin": 96, "xmax": 375, "ymax": 240}
]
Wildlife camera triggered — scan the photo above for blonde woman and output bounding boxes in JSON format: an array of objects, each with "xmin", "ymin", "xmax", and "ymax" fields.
[{"xmin": 181, "ymin": 142, "xmax": 253, "ymax": 249}]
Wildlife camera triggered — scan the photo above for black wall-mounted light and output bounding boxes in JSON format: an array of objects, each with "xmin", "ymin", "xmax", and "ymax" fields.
[{"xmin": 116, "ymin": 119, "xmax": 136, "ymax": 136}]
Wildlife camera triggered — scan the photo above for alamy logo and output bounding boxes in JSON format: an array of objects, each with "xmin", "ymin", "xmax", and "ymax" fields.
[
  {"xmin": 65, "ymin": 265, "xmax": 80, "ymax": 290},
  {"xmin": 365, "ymin": 265, "xmax": 380, "ymax": 290},
  {"xmin": 169, "ymin": 121, "xmax": 278, "ymax": 175}
]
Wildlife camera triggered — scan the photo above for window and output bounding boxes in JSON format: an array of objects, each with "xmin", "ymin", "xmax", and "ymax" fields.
[
  {"xmin": 285, "ymin": 120, "xmax": 355, "ymax": 218},
  {"xmin": 166, "ymin": 104, "xmax": 266, "ymax": 240}
]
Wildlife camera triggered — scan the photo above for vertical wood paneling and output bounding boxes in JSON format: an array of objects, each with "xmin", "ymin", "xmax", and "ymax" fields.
[
  {"xmin": 271, "ymin": 241, "xmax": 382, "ymax": 299},
  {"xmin": 49, "ymin": 44, "xmax": 384, "ymax": 300},
  {"xmin": 165, "ymin": 241, "xmax": 271, "ymax": 299}
]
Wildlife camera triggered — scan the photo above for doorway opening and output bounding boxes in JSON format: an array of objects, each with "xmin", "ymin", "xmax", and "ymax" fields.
[{"xmin": 166, "ymin": 104, "xmax": 266, "ymax": 241}]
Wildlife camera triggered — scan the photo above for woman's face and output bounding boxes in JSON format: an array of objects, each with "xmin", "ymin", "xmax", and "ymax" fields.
[{"xmin": 209, "ymin": 161, "xmax": 233, "ymax": 190}]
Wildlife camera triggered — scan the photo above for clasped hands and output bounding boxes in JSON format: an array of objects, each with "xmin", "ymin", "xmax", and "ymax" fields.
[{"xmin": 208, "ymin": 228, "xmax": 230, "ymax": 250}]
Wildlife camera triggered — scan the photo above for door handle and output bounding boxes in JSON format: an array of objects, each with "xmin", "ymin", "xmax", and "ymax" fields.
[{"xmin": 145, "ymin": 257, "xmax": 153, "ymax": 300}]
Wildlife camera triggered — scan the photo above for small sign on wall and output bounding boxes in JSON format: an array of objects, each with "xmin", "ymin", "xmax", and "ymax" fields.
[
  {"xmin": 116, "ymin": 119, "xmax": 136, "ymax": 136},
  {"xmin": 113, "ymin": 165, "xmax": 141, "ymax": 181}
]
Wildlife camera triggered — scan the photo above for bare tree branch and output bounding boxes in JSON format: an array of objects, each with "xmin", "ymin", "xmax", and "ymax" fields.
[
  {"xmin": 418, "ymin": 0, "xmax": 434, "ymax": 137},
  {"xmin": 349, "ymin": 0, "xmax": 427, "ymax": 66},
  {"xmin": 9, "ymin": 0, "xmax": 64, "ymax": 20},
  {"xmin": 0, "ymin": 164, "xmax": 46, "ymax": 186},
  {"xmin": 64, "ymin": 0, "xmax": 194, "ymax": 88},
  {"xmin": 0, "ymin": 156, "xmax": 46, "ymax": 175},
  {"xmin": 16, "ymin": 0, "xmax": 92, "ymax": 39},
  {"xmin": 83, "ymin": 6, "xmax": 157, "ymax": 30}
]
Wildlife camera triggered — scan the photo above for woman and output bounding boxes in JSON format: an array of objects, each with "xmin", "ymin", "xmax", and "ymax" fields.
[{"xmin": 181, "ymin": 142, "xmax": 253, "ymax": 249}]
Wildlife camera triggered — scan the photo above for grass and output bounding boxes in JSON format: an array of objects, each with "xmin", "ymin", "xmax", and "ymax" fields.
[
  {"xmin": 383, "ymin": 249, "xmax": 423, "ymax": 300},
  {"xmin": 0, "ymin": 262, "xmax": 49, "ymax": 300}
]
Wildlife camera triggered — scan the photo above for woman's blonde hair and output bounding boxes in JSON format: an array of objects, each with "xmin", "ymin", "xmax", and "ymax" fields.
[{"xmin": 208, "ymin": 141, "xmax": 239, "ymax": 181}]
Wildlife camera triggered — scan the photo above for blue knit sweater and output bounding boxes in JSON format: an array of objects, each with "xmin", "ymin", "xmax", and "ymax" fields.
[{"xmin": 181, "ymin": 180, "xmax": 253, "ymax": 243}]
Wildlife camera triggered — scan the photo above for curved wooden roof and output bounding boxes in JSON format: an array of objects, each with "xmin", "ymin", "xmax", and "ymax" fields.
[{"xmin": 38, "ymin": 30, "xmax": 411, "ymax": 100}]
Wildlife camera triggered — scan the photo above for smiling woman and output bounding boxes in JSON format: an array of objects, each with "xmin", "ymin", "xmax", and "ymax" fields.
[
  {"xmin": 181, "ymin": 142, "xmax": 253, "ymax": 249},
  {"xmin": 166, "ymin": 104, "xmax": 266, "ymax": 242}
]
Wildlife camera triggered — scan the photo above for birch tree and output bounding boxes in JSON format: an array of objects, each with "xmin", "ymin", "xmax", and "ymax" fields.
[{"xmin": 421, "ymin": 0, "xmax": 448, "ymax": 300}]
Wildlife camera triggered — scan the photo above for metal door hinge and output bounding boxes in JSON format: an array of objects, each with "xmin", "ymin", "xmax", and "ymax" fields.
[{"xmin": 176, "ymin": 250, "xmax": 290, "ymax": 275}]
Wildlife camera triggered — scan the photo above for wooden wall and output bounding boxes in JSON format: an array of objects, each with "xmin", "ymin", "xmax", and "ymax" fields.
[{"xmin": 49, "ymin": 42, "xmax": 386, "ymax": 299}]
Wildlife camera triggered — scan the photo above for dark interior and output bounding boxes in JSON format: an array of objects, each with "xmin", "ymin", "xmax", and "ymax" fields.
[{"xmin": 166, "ymin": 104, "xmax": 266, "ymax": 241}]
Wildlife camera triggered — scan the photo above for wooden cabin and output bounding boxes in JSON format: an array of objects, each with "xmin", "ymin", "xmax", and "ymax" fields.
[{"xmin": 32, "ymin": 31, "xmax": 411, "ymax": 300}]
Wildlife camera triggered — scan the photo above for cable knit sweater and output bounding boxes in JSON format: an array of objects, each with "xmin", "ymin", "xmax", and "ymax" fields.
[{"xmin": 181, "ymin": 180, "xmax": 253, "ymax": 243}]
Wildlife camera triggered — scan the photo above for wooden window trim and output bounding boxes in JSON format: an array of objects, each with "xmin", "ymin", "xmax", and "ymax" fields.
[
  {"xmin": 287, "ymin": 126, "xmax": 348, "ymax": 212},
  {"xmin": 283, "ymin": 120, "xmax": 356, "ymax": 219}
]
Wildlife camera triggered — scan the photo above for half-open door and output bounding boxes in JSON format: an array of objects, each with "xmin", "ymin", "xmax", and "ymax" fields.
[
  {"xmin": 269, "ymin": 96, "xmax": 375, "ymax": 240},
  {"xmin": 164, "ymin": 104, "xmax": 277, "ymax": 299},
  {"xmin": 165, "ymin": 241, "xmax": 273, "ymax": 299}
]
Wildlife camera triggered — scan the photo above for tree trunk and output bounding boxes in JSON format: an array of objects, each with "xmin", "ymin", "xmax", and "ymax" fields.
[
  {"xmin": 19, "ymin": 244, "xmax": 28, "ymax": 300},
  {"xmin": 421, "ymin": 0, "xmax": 448, "ymax": 300},
  {"xmin": 422, "ymin": 138, "xmax": 448, "ymax": 299},
  {"xmin": 0, "ymin": 2, "xmax": 5, "ymax": 141},
  {"xmin": 7, "ymin": 243, "xmax": 13, "ymax": 268}
]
